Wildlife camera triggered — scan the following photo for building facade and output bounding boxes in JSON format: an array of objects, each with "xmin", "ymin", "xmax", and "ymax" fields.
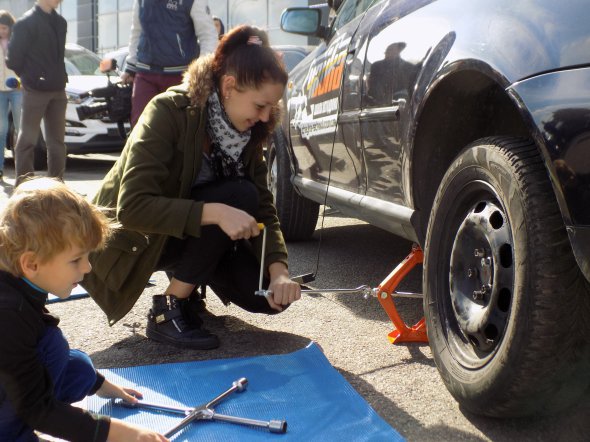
[{"xmin": 0, "ymin": 0, "xmax": 321, "ymax": 55}]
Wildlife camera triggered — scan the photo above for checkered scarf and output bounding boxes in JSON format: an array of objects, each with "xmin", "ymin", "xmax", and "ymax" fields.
[{"xmin": 206, "ymin": 90, "xmax": 251, "ymax": 178}]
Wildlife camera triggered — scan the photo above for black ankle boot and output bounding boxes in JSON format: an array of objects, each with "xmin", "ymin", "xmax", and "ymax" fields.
[{"xmin": 146, "ymin": 294, "xmax": 219, "ymax": 350}]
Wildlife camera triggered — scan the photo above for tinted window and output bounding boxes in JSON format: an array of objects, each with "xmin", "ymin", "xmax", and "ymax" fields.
[
  {"xmin": 331, "ymin": 0, "xmax": 379, "ymax": 34},
  {"xmin": 282, "ymin": 50, "xmax": 306, "ymax": 72}
]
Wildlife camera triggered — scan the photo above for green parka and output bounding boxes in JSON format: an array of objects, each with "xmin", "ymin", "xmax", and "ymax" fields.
[{"xmin": 82, "ymin": 55, "xmax": 288, "ymax": 325}]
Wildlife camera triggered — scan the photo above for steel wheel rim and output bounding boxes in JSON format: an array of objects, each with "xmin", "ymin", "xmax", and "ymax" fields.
[{"xmin": 445, "ymin": 189, "xmax": 515, "ymax": 369}]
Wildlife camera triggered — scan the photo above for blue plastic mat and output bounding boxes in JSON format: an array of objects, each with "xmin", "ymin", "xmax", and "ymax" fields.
[
  {"xmin": 87, "ymin": 342, "xmax": 404, "ymax": 441},
  {"xmin": 47, "ymin": 285, "xmax": 90, "ymax": 303}
]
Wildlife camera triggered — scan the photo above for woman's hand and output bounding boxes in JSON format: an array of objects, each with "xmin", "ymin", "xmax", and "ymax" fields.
[
  {"xmin": 202, "ymin": 203, "xmax": 260, "ymax": 240},
  {"xmin": 108, "ymin": 419, "xmax": 169, "ymax": 442},
  {"xmin": 96, "ymin": 379, "xmax": 142, "ymax": 405},
  {"xmin": 266, "ymin": 262, "xmax": 301, "ymax": 311}
]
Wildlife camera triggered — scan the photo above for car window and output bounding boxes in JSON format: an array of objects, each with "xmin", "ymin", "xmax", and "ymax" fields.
[
  {"xmin": 65, "ymin": 49, "xmax": 101, "ymax": 75},
  {"xmin": 282, "ymin": 51, "xmax": 306, "ymax": 72},
  {"xmin": 330, "ymin": 0, "xmax": 379, "ymax": 34}
]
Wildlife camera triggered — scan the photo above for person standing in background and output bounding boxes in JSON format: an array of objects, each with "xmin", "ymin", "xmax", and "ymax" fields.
[
  {"xmin": 0, "ymin": 10, "xmax": 21, "ymax": 183},
  {"xmin": 6, "ymin": 0, "xmax": 68, "ymax": 187},
  {"xmin": 212, "ymin": 16, "xmax": 225, "ymax": 39},
  {"xmin": 122, "ymin": 0, "xmax": 218, "ymax": 127}
]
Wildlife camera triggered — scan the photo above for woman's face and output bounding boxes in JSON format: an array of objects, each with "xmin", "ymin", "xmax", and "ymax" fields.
[
  {"xmin": 223, "ymin": 79, "xmax": 284, "ymax": 133},
  {"xmin": 0, "ymin": 25, "xmax": 10, "ymax": 40}
]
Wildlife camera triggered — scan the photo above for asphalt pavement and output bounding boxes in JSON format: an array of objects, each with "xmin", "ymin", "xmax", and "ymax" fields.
[{"xmin": 1, "ymin": 154, "xmax": 589, "ymax": 441}]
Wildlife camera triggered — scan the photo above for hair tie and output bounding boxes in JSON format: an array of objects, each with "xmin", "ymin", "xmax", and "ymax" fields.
[{"xmin": 247, "ymin": 35, "xmax": 263, "ymax": 46}]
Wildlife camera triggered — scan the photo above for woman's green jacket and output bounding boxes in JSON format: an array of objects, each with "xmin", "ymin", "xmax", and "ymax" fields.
[{"xmin": 82, "ymin": 86, "xmax": 288, "ymax": 325}]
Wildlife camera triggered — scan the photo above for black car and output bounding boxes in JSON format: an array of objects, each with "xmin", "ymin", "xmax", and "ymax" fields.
[{"xmin": 273, "ymin": 0, "xmax": 590, "ymax": 418}]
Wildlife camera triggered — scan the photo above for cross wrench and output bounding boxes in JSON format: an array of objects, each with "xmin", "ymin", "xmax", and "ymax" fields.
[{"xmin": 115, "ymin": 377, "xmax": 287, "ymax": 436}]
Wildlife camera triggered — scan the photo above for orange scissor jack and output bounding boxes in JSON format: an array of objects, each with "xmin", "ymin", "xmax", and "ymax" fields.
[{"xmin": 375, "ymin": 244, "xmax": 428, "ymax": 344}]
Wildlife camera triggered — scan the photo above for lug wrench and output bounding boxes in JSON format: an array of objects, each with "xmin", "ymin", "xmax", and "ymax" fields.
[{"xmin": 115, "ymin": 377, "xmax": 287, "ymax": 437}]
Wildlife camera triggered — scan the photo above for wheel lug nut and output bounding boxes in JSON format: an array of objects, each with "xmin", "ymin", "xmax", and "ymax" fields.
[
  {"xmin": 472, "ymin": 284, "xmax": 491, "ymax": 301},
  {"xmin": 474, "ymin": 248, "xmax": 485, "ymax": 257}
]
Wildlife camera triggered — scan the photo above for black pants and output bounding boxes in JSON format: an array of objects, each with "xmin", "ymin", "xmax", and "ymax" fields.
[{"xmin": 158, "ymin": 178, "xmax": 275, "ymax": 314}]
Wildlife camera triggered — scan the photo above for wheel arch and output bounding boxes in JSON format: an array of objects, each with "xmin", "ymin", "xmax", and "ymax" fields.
[{"xmin": 410, "ymin": 68, "xmax": 545, "ymax": 245}]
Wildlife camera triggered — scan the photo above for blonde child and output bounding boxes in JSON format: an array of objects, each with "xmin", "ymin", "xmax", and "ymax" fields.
[{"xmin": 0, "ymin": 178, "xmax": 167, "ymax": 442}]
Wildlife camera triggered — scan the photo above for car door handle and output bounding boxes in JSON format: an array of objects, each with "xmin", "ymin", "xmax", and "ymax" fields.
[{"xmin": 359, "ymin": 107, "xmax": 400, "ymax": 121}]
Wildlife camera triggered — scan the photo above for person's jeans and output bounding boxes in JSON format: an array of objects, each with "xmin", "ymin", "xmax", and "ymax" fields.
[
  {"xmin": 131, "ymin": 72, "xmax": 182, "ymax": 127},
  {"xmin": 0, "ymin": 327, "xmax": 98, "ymax": 442},
  {"xmin": 0, "ymin": 89, "xmax": 23, "ymax": 171},
  {"xmin": 14, "ymin": 88, "xmax": 67, "ymax": 184}
]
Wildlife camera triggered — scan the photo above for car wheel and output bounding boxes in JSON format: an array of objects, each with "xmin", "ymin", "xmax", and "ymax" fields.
[
  {"xmin": 424, "ymin": 136, "xmax": 590, "ymax": 417},
  {"xmin": 267, "ymin": 129, "xmax": 319, "ymax": 241}
]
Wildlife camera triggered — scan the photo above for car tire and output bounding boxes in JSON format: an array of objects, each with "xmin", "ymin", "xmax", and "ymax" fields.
[
  {"xmin": 423, "ymin": 136, "xmax": 590, "ymax": 417},
  {"xmin": 267, "ymin": 129, "xmax": 319, "ymax": 241}
]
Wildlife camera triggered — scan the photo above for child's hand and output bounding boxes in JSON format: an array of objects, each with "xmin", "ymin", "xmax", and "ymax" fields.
[
  {"xmin": 108, "ymin": 419, "xmax": 169, "ymax": 442},
  {"xmin": 96, "ymin": 379, "xmax": 143, "ymax": 404}
]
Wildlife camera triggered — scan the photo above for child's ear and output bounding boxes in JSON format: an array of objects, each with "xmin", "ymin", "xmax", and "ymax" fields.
[{"xmin": 19, "ymin": 252, "xmax": 39, "ymax": 279}]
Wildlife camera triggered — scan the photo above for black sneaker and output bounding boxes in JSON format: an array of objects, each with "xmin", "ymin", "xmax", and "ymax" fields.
[
  {"xmin": 189, "ymin": 285, "xmax": 208, "ymax": 314},
  {"xmin": 146, "ymin": 294, "xmax": 219, "ymax": 350}
]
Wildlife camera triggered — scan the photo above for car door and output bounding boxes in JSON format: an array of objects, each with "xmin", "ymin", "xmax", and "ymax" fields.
[
  {"xmin": 288, "ymin": 0, "xmax": 379, "ymax": 195},
  {"xmin": 359, "ymin": 0, "xmax": 430, "ymax": 205}
]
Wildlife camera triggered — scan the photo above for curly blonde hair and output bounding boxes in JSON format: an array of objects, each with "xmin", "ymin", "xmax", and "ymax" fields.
[{"xmin": 0, "ymin": 178, "xmax": 116, "ymax": 276}]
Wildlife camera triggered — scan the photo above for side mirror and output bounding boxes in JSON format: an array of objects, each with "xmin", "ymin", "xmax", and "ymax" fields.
[
  {"xmin": 281, "ymin": 8, "xmax": 324, "ymax": 37},
  {"xmin": 99, "ymin": 58, "xmax": 118, "ymax": 73}
]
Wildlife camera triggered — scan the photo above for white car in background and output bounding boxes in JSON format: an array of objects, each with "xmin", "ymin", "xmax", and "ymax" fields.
[
  {"xmin": 8, "ymin": 43, "xmax": 129, "ymax": 169},
  {"xmin": 63, "ymin": 43, "xmax": 129, "ymax": 154}
]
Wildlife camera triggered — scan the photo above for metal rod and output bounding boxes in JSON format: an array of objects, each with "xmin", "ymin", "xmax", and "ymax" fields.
[
  {"xmin": 116, "ymin": 399, "xmax": 190, "ymax": 416},
  {"xmin": 206, "ymin": 378, "xmax": 247, "ymax": 409},
  {"xmin": 300, "ymin": 285, "xmax": 372, "ymax": 295},
  {"xmin": 255, "ymin": 285, "xmax": 375, "ymax": 299},
  {"xmin": 392, "ymin": 291, "xmax": 423, "ymax": 299},
  {"xmin": 258, "ymin": 223, "xmax": 266, "ymax": 292}
]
